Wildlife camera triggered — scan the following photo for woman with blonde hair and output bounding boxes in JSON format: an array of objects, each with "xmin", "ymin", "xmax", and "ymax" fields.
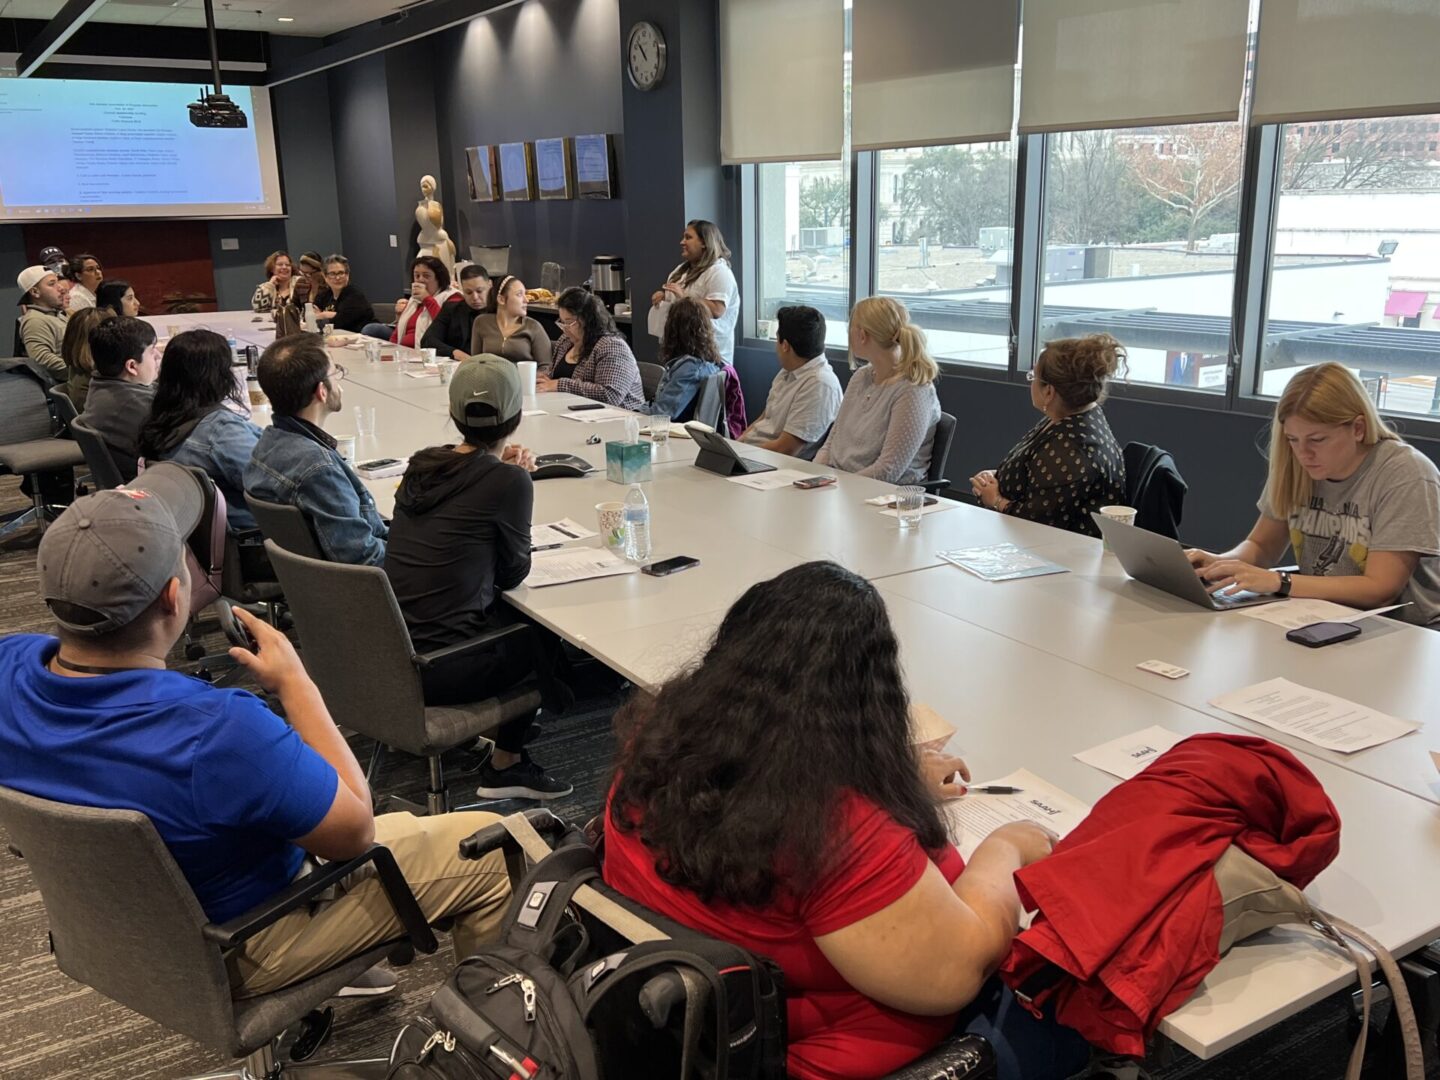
[
  {"xmin": 1187, "ymin": 361, "xmax": 1440, "ymax": 624},
  {"xmin": 815, "ymin": 296, "xmax": 941, "ymax": 484},
  {"xmin": 60, "ymin": 305, "xmax": 113, "ymax": 409},
  {"xmin": 970, "ymin": 334, "xmax": 1126, "ymax": 537},
  {"xmin": 651, "ymin": 219, "xmax": 740, "ymax": 363}
]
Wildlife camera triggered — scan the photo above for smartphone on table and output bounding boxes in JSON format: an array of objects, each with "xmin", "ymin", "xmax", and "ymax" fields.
[
  {"xmin": 642, "ymin": 556, "xmax": 700, "ymax": 577},
  {"xmin": 794, "ymin": 475, "xmax": 837, "ymax": 489}
]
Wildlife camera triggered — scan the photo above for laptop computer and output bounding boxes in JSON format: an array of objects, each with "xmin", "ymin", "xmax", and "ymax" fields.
[{"xmin": 1092, "ymin": 512, "xmax": 1279, "ymax": 611}]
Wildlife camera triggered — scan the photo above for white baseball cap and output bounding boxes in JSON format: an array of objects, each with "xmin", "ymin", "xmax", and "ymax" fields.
[{"xmin": 17, "ymin": 265, "xmax": 49, "ymax": 294}]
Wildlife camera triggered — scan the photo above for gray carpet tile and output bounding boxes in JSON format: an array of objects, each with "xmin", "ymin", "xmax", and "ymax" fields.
[{"xmin": 0, "ymin": 477, "xmax": 1427, "ymax": 1078}]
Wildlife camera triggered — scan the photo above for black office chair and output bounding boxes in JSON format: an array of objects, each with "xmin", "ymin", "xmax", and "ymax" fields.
[
  {"xmin": 1123, "ymin": 441, "xmax": 1188, "ymax": 540},
  {"xmin": 0, "ymin": 783, "xmax": 435, "ymax": 1079},
  {"xmin": 796, "ymin": 423, "xmax": 833, "ymax": 463},
  {"xmin": 247, "ymin": 494, "xmax": 325, "ymax": 560},
  {"xmin": 67, "ymin": 416, "xmax": 128, "ymax": 490},
  {"xmin": 921, "ymin": 412, "xmax": 958, "ymax": 495},
  {"xmin": 47, "ymin": 384, "xmax": 78, "ymax": 432},
  {"xmin": 0, "ymin": 366, "xmax": 84, "ymax": 539},
  {"xmin": 638, "ymin": 361, "xmax": 666, "ymax": 402}
]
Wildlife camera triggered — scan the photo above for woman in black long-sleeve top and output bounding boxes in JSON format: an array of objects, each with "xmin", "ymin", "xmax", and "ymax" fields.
[
  {"xmin": 969, "ymin": 333, "xmax": 1126, "ymax": 538},
  {"xmin": 313, "ymin": 255, "xmax": 375, "ymax": 332}
]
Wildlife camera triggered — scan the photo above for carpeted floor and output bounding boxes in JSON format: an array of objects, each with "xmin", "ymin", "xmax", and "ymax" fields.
[{"xmin": 0, "ymin": 476, "xmax": 1426, "ymax": 1079}]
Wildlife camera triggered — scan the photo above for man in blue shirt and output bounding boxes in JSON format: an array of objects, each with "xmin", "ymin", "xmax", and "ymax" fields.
[
  {"xmin": 0, "ymin": 464, "xmax": 509, "ymax": 997},
  {"xmin": 245, "ymin": 334, "xmax": 388, "ymax": 565}
]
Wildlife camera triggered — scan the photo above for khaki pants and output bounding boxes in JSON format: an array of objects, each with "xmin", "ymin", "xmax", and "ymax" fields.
[{"xmin": 230, "ymin": 811, "xmax": 511, "ymax": 998}]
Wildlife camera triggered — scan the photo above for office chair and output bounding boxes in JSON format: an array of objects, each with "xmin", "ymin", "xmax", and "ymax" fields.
[
  {"xmin": 693, "ymin": 368, "xmax": 728, "ymax": 432},
  {"xmin": 921, "ymin": 412, "xmax": 958, "ymax": 496},
  {"xmin": 369, "ymin": 302, "xmax": 396, "ymax": 326},
  {"xmin": 0, "ymin": 783, "xmax": 437, "ymax": 1080},
  {"xmin": 796, "ymin": 423, "xmax": 833, "ymax": 463},
  {"xmin": 0, "ymin": 366, "xmax": 84, "ymax": 539},
  {"xmin": 47, "ymin": 383, "xmax": 78, "ymax": 431},
  {"xmin": 1123, "ymin": 441, "xmax": 1188, "ymax": 540},
  {"xmin": 68, "ymin": 415, "xmax": 129, "ymax": 490},
  {"xmin": 638, "ymin": 360, "xmax": 665, "ymax": 402},
  {"xmin": 264, "ymin": 540, "xmax": 544, "ymax": 815},
  {"xmin": 247, "ymin": 495, "xmax": 325, "ymax": 560}
]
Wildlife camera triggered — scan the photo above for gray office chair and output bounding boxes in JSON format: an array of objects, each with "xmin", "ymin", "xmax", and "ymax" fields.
[
  {"xmin": 796, "ymin": 422, "xmax": 833, "ymax": 463},
  {"xmin": 264, "ymin": 540, "xmax": 543, "ymax": 815},
  {"xmin": 247, "ymin": 494, "xmax": 325, "ymax": 560},
  {"xmin": 0, "ymin": 366, "xmax": 84, "ymax": 539},
  {"xmin": 68, "ymin": 415, "xmax": 128, "ymax": 490},
  {"xmin": 0, "ymin": 783, "xmax": 437, "ymax": 1080},
  {"xmin": 921, "ymin": 412, "xmax": 958, "ymax": 496},
  {"xmin": 47, "ymin": 383, "xmax": 78, "ymax": 431},
  {"xmin": 638, "ymin": 361, "xmax": 665, "ymax": 402},
  {"xmin": 693, "ymin": 369, "xmax": 728, "ymax": 432},
  {"xmin": 370, "ymin": 302, "xmax": 397, "ymax": 326}
]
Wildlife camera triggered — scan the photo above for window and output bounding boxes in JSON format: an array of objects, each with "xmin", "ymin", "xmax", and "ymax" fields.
[
  {"xmin": 873, "ymin": 141, "xmax": 1016, "ymax": 368},
  {"xmin": 754, "ymin": 161, "xmax": 852, "ymax": 349},
  {"xmin": 1257, "ymin": 112, "xmax": 1440, "ymax": 417},
  {"xmin": 1039, "ymin": 122, "xmax": 1246, "ymax": 393}
]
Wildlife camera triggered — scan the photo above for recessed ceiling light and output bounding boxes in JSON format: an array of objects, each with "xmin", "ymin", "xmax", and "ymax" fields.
[{"xmin": 277, "ymin": 16, "xmax": 294, "ymax": 22}]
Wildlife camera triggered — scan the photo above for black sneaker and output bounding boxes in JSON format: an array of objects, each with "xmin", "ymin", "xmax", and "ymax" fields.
[{"xmin": 476, "ymin": 753, "xmax": 573, "ymax": 800}]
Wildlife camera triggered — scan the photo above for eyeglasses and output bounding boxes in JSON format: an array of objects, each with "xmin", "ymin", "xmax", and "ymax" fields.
[
  {"xmin": 327, "ymin": 364, "xmax": 347, "ymax": 383},
  {"xmin": 557, "ymin": 315, "xmax": 578, "ymax": 329},
  {"xmin": 324, "ymin": 269, "xmax": 348, "ymax": 279}
]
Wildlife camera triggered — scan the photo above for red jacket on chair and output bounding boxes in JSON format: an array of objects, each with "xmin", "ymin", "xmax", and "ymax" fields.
[{"xmin": 998, "ymin": 734, "xmax": 1341, "ymax": 1055}]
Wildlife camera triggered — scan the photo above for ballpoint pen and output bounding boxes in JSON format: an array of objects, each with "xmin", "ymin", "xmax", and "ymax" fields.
[
  {"xmin": 531, "ymin": 543, "xmax": 565, "ymax": 552},
  {"xmin": 967, "ymin": 785, "xmax": 1024, "ymax": 795}
]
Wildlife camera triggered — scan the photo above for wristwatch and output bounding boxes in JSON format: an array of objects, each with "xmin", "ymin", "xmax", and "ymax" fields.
[{"xmin": 1274, "ymin": 570, "xmax": 1293, "ymax": 598}]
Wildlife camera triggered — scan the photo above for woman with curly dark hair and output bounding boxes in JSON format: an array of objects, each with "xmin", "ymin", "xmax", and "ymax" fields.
[
  {"xmin": 648, "ymin": 296, "xmax": 728, "ymax": 425},
  {"xmin": 139, "ymin": 328, "xmax": 261, "ymax": 532},
  {"xmin": 603, "ymin": 561, "xmax": 1088, "ymax": 1080},
  {"xmin": 536, "ymin": 287, "xmax": 644, "ymax": 410}
]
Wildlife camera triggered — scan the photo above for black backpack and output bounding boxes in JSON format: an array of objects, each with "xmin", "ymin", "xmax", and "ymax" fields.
[{"xmin": 387, "ymin": 810, "xmax": 787, "ymax": 1080}]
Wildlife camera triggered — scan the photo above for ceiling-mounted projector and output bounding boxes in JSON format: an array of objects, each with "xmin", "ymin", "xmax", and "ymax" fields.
[{"xmin": 189, "ymin": 87, "xmax": 248, "ymax": 128}]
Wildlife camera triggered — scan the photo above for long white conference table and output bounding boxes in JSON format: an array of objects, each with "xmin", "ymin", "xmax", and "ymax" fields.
[{"xmin": 150, "ymin": 314, "xmax": 1440, "ymax": 1064}]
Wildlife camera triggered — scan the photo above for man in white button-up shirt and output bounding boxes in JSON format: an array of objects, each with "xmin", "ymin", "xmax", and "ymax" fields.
[{"xmin": 741, "ymin": 304, "xmax": 842, "ymax": 458}]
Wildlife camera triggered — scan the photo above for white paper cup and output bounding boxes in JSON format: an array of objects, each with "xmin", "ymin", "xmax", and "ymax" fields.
[
  {"xmin": 596, "ymin": 501, "xmax": 626, "ymax": 550},
  {"xmin": 516, "ymin": 360, "xmax": 538, "ymax": 396},
  {"xmin": 422, "ymin": 347, "xmax": 437, "ymax": 365},
  {"xmin": 437, "ymin": 360, "xmax": 456, "ymax": 385},
  {"xmin": 1099, "ymin": 505, "xmax": 1138, "ymax": 550},
  {"xmin": 336, "ymin": 434, "xmax": 357, "ymax": 462}
]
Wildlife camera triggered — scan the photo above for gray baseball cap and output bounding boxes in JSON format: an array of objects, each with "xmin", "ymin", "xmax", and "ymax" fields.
[
  {"xmin": 449, "ymin": 353, "xmax": 523, "ymax": 434},
  {"xmin": 37, "ymin": 463, "xmax": 206, "ymax": 635}
]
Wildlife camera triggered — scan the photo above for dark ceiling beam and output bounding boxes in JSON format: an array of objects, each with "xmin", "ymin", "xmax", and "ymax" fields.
[
  {"xmin": 265, "ymin": 0, "xmax": 523, "ymax": 87},
  {"xmin": 15, "ymin": 0, "xmax": 109, "ymax": 77}
]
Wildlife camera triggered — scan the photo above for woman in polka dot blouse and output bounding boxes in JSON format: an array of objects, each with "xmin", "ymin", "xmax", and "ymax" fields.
[{"xmin": 970, "ymin": 334, "xmax": 1127, "ymax": 538}]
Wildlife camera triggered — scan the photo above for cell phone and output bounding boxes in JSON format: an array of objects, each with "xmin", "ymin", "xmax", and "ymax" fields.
[
  {"xmin": 215, "ymin": 599, "xmax": 258, "ymax": 653},
  {"xmin": 641, "ymin": 556, "xmax": 700, "ymax": 577},
  {"xmin": 357, "ymin": 458, "xmax": 402, "ymax": 470},
  {"xmin": 1286, "ymin": 621, "xmax": 1363, "ymax": 648},
  {"xmin": 567, "ymin": 402, "xmax": 605, "ymax": 411},
  {"xmin": 793, "ymin": 475, "xmax": 837, "ymax": 489}
]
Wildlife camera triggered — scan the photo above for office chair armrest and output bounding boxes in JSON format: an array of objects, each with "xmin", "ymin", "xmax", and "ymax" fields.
[
  {"xmin": 411, "ymin": 622, "xmax": 534, "ymax": 672},
  {"xmin": 202, "ymin": 844, "xmax": 438, "ymax": 954},
  {"xmin": 920, "ymin": 478, "xmax": 951, "ymax": 496},
  {"xmin": 458, "ymin": 808, "xmax": 567, "ymax": 862}
]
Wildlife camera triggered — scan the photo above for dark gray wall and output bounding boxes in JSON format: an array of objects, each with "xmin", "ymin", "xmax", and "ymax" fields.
[
  {"xmin": 327, "ymin": 54, "xmax": 402, "ymax": 302},
  {"xmin": 434, "ymin": 0, "xmax": 626, "ymax": 291}
]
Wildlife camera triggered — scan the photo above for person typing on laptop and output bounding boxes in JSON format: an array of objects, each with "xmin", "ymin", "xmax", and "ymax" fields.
[{"xmin": 1186, "ymin": 363, "xmax": 1440, "ymax": 626}]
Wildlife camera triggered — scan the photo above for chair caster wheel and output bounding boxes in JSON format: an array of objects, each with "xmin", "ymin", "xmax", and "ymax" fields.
[
  {"xmin": 289, "ymin": 1006, "xmax": 334, "ymax": 1062},
  {"xmin": 185, "ymin": 643, "xmax": 205, "ymax": 660}
]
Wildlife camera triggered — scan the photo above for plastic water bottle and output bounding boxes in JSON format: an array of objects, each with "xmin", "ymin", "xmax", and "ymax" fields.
[
  {"xmin": 623, "ymin": 484, "xmax": 651, "ymax": 563},
  {"xmin": 225, "ymin": 331, "xmax": 239, "ymax": 365},
  {"xmin": 303, "ymin": 302, "xmax": 320, "ymax": 334}
]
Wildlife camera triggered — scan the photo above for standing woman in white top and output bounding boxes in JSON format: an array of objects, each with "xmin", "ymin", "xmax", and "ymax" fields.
[
  {"xmin": 651, "ymin": 220, "xmax": 740, "ymax": 364},
  {"xmin": 815, "ymin": 297, "xmax": 942, "ymax": 485}
]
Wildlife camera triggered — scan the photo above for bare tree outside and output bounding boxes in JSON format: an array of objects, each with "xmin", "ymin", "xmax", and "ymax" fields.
[
  {"xmin": 1283, "ymin": 121, "xmax": 1440, "ymax": 191},
  {"xmin": 1123, "ymin": 125, "xmax": 1245, "ymax": 251}
]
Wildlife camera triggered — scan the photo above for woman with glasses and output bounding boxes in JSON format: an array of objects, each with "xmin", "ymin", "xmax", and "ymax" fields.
[
  {"xmin": 969, "ymin": 334, "xmax": 1126, "ymax": 537},
  {"xmin": 67, "ymin": 253, "xmax": 103, "ymax": 313},
  {"xmin": 312, "ymin": 255, "xmax": 375, "ymax": 333},
  {"xmin": 245, "ymin": 333, "xmax": 389, "ymax": 566},
  {"xmin": 536, "ymin": 286, "xmax": 645, "ymax": 410}
]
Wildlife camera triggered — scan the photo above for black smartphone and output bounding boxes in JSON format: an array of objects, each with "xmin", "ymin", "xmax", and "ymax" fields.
[
  {"xmin": 642, "ymin": 556, "xmax": 700, "ymax": 577},
  {"xmin": 215, "ymin": 599, "xmax": 258, "ymax": 653},
  {"xmin": 568, "ymin": 402, "xmax": 606, "ymax": 411},
  {"xmin": 357, "ymin": 457, "xmax": 402, "ymax": 470},
  {"xmin": 1286, "ymin": 621, "xmax": 1362, "ymax": 648},
  {"xmin": 793, "ymin": 475, "xmax": 837, "ymax": 489}
]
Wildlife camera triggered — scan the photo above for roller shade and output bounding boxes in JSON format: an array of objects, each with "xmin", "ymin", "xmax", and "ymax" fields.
[
  {"xmin": 851, "ymin": 0, "xmax": 1019, "ymax": 150},
  {"xmin": 720, "ymin": 0, "xmax": 844, "ymax": 164},
  {"xmin": 1019, "ymin": 0, "xmax": 1250, "ymax": 134},
  {"xmin": 1253, "ymin": 0, "xmax": 1440, "ymax": 125}
]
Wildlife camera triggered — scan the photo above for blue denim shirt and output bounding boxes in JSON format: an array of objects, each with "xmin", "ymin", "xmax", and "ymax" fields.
[
  {"xmin": 244, "ymin": 423, "xmax": 388, "ymax": 566},
  {"xmin": 163, "ymin": 409, "xmax": 263, "ymax": 532},
  {"xmin": 651, "ymin": 354, "xmax": 723, "ymax": 422}
]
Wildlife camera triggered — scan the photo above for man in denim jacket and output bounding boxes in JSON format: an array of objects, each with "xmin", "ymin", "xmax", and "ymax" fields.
[{"xmin": 245, "ymin": 334, "xmax": 388, "ymax": 565}]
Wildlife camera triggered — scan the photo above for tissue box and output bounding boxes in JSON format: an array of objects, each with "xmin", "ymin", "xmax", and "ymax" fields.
[{"xmin": 606, "ymin": 440, "xmax": 652, "ymax": 484}]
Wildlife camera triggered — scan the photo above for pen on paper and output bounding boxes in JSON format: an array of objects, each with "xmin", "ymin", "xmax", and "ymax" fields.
[
  {"xmin": 969, "ymin": 785, "xmax": 1024, "ymax": 795},
  {"xmin": 553, "ymin": 525, "xmax": 579, "ymax": 539},
  {"xmin": 531, "ymin": 543, "xmax": 565, "ymax": 552}
]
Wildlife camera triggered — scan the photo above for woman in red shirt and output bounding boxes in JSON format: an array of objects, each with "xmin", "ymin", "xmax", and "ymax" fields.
[{"xmin": 603, "ymin": 561, "xmax": 1091, "ymax": 1079}]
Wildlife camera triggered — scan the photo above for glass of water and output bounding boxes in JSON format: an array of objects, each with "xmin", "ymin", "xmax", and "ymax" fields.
[
  {"xmin": 895, "ymin": 485, "xmax": 925, "ymax": 529},
  {"xmin": 354, "ymin": 405, "xmax": 376, "ymax": 437},
  {"xmin": 648, "ymin": 412, "xmax": 670, "ymax": 446},
  {"xmin": 364, "ymin": 338, "xmax": 381, "ymax": 364}
]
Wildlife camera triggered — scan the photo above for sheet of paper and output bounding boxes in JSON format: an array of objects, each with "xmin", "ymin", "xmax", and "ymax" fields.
[
  {"xmin": 402, "ymin": 367, "xmax": 439, "ymax": 379},
  {"xmin": 1431, "ymin": 750, "xmax": 1440, "ymax": 776},
  {"xmin": 1074, "ymin": 726, "xmax": 1188, "ymax": 780},
  {"xmin": 531, "ymin": 518, "xmax": 598, "ymax": 546},
  {"xmin": 879, "ymin": 502, "xmax": 954, "ymax": 518},
  {"xmin": 522, "ymin": 409, "xmax": 547, "ymax": 416},
  {"xmin": 1209, "ymin": 677, "xmax": 1419, "ymax": 753},
  {"xmin": 1234, "ymin": 599, "xmax": 1406, "ymax": 630},
  {"xmin": 726, "ymin": 468, "xmax": 812, "ymax": 491},
  {"xmin": 942, "ymin": 769, "xmax": 1090, "ymax": 862},
  {"xmin": 939, "ymin": 544, "xmax": 1070, "ymax": 582},
  {"xmin": 556, "ymin": 407, "xmax": 635, "ymax": 424},
  {"xmin": 520, "ymin": 547, "xmax": 639, "ymax": 588}
]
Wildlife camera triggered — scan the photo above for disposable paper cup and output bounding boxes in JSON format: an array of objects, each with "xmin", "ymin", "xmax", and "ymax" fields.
[
  {"xmin": 1099, "ymin": 505, "xmax": 1138, "ymax": 551},
  {"xmin": 437, "ymin": 360, "xmax": 456, "ymax": 385},
  {"xmin": 596, "ymin": 501, "xmax": 626, "ymax": 550},
  {"xmin": 516, "ymin": 360, "xmax": 538, "ymax": 396},
  {"xmin": 422, "ymin": 347, "xmax": 437, "ymax": 365},
  {"xmin": 336, "ymin": 434, "xmax": 357, "ymax": 462}
]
